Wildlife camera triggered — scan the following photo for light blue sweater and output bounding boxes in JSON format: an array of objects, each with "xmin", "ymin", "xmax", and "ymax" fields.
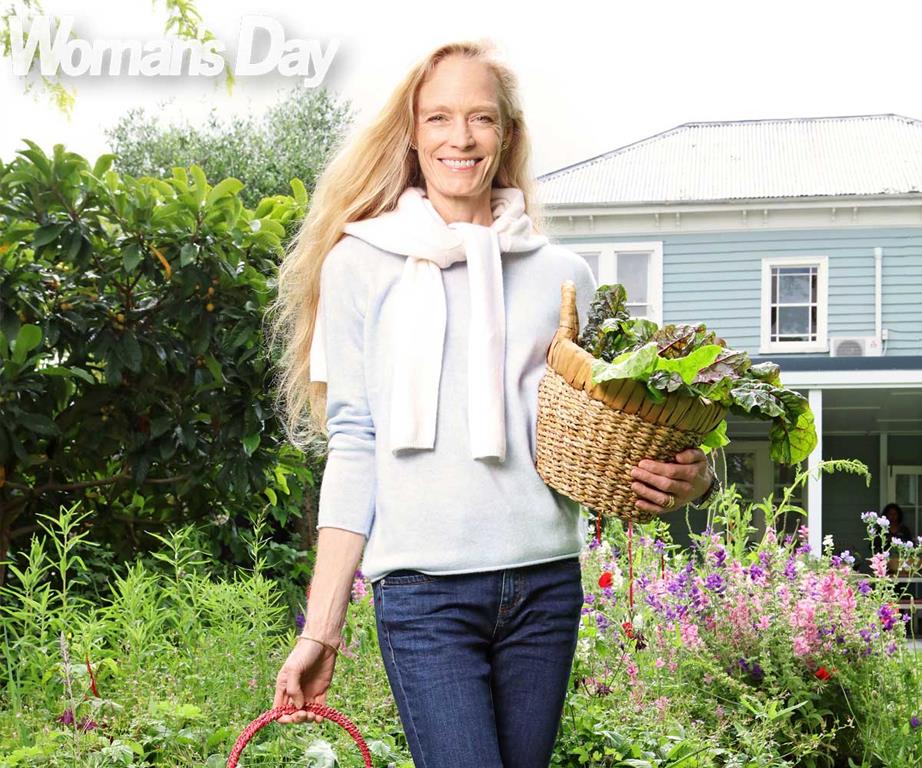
[{"xmin": 315, "ymin": 233, "xmax": 599, "ymax": 584}]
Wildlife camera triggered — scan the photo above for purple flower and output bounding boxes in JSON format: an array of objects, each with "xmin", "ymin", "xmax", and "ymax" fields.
[
  {"xmin": 858, "ymin": 580, "xmax": 872, "ymax": 595},
  {"xmin": 588, "ymin": 538, "xmax": 600, "ymax": 550},
  {"xmin": 878, "ymin": 604, "xmax": 898, "ymax": 632},
  {"xmin": 77, "ymin": 717, "xmax": 97, "ymax": 732},
  {"xmin": 57, "ymin": 710, "xmax": 96, "ymax": 733},
  {"xmin": 653, "ymin": 538, "xmax": 666, "ymax": 553},
  {"xmin": 749, "ymin": 662, "xmax": 764, "ymax": 682},
  {"xmin": 595, "ymin": 613, "xmax": 611, "ymax": 632},
  {"xmin": 784, "ymin": 556, "xmax": 798, "ymax": 581},
  {"xmin": 748, "ymin": 564, "xmax": 765, "ymax": 581},
  {"xmin": 911, "ymin": 716, "xmax": 921, "ymax": 729},
  {"xmin": 710, "ymin": 547, "xmax": 727, "ymax": 568},
  {"xmin": 704, "ymin": 572, "xmax": 725, "ymax": 592},
  {"xmin": 294, "ymin": 610, "xmax": 305, "ymax": 633}
]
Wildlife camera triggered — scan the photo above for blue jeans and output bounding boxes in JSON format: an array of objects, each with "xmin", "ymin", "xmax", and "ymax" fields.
[{"xmin": 371, "ymin": 555, "xmax": 584, "ymax": 768}]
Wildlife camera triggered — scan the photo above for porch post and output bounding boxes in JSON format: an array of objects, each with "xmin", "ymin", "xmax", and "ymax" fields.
[
  {"xmin": 807, "ymin": 388, "xmax": 823, "ymax": 558},
  {"xmin": 879, "ymin": 432, "xmax": 888, "ymax": 511}
]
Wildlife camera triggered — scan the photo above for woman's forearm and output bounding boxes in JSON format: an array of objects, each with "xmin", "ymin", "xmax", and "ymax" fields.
[{"xmin": 304, "ymin": 526, "xmax": 367, "ymax": 645}]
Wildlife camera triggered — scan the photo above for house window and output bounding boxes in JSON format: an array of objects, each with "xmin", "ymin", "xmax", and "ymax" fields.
[
  {"xmin": 760, "ymin": 256, "xmax": 828, "ymax": 353},
  {"xmin": 573, "ymin": 241, "xmax": 663, "ymax": 324}
]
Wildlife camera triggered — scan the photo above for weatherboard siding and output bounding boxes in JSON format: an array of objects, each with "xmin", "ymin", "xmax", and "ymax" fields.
[{"xmin": 561, "ymin": 227, "xmax": 922, "ymax": 356}]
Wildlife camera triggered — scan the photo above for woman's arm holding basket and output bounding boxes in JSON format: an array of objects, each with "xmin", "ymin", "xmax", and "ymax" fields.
[{"xmin": 274, "ymin": 240, "xmax": 377, "ymax": 725}]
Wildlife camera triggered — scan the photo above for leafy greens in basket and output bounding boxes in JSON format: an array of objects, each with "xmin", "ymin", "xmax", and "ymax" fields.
[{"xmin": 577, "ymin": 284, "xmax": 818, "ymax": 465}]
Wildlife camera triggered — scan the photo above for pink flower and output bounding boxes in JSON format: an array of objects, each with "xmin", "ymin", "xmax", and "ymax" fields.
[
  {"xmin": 679, "ymin": 619, "xmax": 702, "ymax": 649},
  {"xmin": 351, "ymin": 577, "xmax": 368, "ymax": 602},
  {"xmin": 870, "ymin": 553, "xmax": 889, "ymax": 579},
  {"xmin": 792, "ymin": 635, "xmax": 813, "ymax": 657}
]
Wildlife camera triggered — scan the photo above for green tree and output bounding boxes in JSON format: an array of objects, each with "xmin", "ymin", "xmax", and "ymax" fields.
[
  {"xmin": 105, "ymin": 85, "xmax": 355, "ymax": 207},
  {"xmin": 0, "ymin": 141, "xmax": 323, "ymax": 588}
]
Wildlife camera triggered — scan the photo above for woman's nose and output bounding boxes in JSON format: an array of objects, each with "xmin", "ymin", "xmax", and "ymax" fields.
[{"xmin": 450, "ymin": 117, "xmax": 475, "ymax": 147}]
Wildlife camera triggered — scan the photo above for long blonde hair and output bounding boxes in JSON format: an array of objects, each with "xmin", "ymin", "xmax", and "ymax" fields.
[{"xmin": 265, "ymin": 38, "xmax": 547, "ymax": 453}]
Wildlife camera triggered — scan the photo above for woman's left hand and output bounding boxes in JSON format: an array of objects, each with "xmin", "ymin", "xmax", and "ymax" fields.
[{"xmin": 630, "ymin": 448, "xmax": 712, "ymax": 515}]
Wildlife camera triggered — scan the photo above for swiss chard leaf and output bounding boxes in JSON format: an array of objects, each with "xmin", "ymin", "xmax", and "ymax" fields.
[
  {"xmin": 591, "ymin": 341, "xmax": 660, "ymax": 383},
  {"xmin": 577, "ymin": 284, "xmax": 630, "ymax": 359}
]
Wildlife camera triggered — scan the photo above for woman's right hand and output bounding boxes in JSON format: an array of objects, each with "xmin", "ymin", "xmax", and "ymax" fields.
[{"xmin": 273, "ymin": 638, "xmax": 339, "ymax": 724}]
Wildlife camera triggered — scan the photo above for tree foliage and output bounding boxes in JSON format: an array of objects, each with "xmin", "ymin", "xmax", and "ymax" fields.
[
  {"xmin": 105, "ymin": 85, "xmax": 355, "ymax": 207},
  {"xmin": 0, "ymin": 140, "xmax": 323, "ymax": 586}
]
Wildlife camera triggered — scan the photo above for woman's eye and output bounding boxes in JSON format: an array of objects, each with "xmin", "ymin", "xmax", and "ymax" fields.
[
  {"xmin": 475, "ymin": 115, "xmax": 494, "ymax": 123},
  {"xmin": 428, "ymin": 115, "xmax": 446, "ymax": 122}
]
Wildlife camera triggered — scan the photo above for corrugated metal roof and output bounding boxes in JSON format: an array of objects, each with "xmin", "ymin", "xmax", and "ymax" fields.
[{"xmin": 537, "ymin": 114, "xmax": 922, "ymax": 206}]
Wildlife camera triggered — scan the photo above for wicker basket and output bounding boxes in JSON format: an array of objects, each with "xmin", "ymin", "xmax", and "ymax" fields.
[{"xmin": 535, "ymin": 280, "xmax": 727, "ymax": 524}]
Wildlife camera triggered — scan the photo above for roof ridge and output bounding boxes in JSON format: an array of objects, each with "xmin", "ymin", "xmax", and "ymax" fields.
[{"xmin": 538, "ymin": 113, "xmax": 922, "ymax": 181}]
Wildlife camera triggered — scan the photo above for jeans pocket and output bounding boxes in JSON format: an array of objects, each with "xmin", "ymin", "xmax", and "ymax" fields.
[{"xmin": 382, "ymin": 569, "xmax": 436, "ymax": 587}]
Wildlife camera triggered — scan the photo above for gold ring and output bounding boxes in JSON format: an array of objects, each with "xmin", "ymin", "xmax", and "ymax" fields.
[{"xmin": 663, "ymin": 493, "xmax": 676, "ymax": 510}]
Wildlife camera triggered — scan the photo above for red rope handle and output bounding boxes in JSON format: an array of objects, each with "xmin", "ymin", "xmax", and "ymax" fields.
[
  {"xmin": 627, "ymin": 519, "xmax": 634, "ymax": 613},
  {"xmin": 226, "ymin": 703, "xmax": 373, "ymax": 767}
]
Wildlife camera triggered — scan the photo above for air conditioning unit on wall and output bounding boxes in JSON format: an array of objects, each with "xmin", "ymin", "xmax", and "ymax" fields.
[{"xmin": 829, "ymin": 336, "xmax": 883, "ymax": 357}]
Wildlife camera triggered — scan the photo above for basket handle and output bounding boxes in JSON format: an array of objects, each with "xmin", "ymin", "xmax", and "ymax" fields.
[
  {"xmin": 226, "ymin": 703, "xmax": 373, "ymax": 767},
  {"xmin": 557, "ymin": 280, "xmax": 579, "ymax": 343}
]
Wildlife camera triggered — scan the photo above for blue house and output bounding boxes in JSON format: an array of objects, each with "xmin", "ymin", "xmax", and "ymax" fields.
[{"xmin": 537, "ymin": 114, "xmax": 922, "ymax": 561}]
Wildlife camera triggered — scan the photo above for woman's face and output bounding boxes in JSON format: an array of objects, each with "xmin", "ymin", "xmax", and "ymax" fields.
[{"xmin": 413, "ymin": 55, "xmax": 505, "ymax": 205}]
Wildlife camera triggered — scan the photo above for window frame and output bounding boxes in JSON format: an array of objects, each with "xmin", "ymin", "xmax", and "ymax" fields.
[
  {"xmin": 573, "ymin": 241, "xmax": 664, "ymax": 325},
  {"xmin": 760, "ymin": 255, "xmax": 829, "ymax": 354}
]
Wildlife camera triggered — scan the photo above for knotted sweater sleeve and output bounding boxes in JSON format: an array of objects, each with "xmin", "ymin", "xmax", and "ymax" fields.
[{"xmin": 314, "ymin": 242, "xmax": 376, "ymax": 539}]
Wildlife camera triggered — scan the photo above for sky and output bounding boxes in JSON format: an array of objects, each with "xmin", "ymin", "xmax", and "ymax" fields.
[{"xmin": 2, "ymin": 0, "xmax": 922, "ymax": 177}]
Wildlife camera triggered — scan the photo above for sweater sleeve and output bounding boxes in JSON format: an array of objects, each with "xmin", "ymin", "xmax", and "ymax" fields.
[{"xmin": 313, "ymin": 241, "xmax": 376, "ymax": 539}]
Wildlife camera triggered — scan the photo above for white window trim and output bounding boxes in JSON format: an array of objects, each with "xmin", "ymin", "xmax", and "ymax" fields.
[
  {"xmin": 575, "ymin": 241, "xmax": 663, "ymax": 325},
  {"xmin": 760, "ymin": 255, "xmax": 829, "ymax": 354}
]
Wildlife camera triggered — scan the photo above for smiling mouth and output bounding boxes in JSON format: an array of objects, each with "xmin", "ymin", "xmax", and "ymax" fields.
[{"xmin": 439, "ymin": 158, "xmax": 483, "ymax": 170}]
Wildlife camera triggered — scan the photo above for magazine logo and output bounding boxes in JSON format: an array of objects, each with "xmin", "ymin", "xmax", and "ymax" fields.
[{"xmin": 6, "ymin": 15, "xmax": 339, "ymax": 85}]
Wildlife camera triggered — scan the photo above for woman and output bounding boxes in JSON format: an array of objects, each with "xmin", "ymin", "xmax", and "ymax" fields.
[
  {"xmin": 268, "ymin": 39, "xmax": 714, "ymax": 767},
  {"xmin": 871, "ymin": 502, "xmax": 915, "ymax": 556}
]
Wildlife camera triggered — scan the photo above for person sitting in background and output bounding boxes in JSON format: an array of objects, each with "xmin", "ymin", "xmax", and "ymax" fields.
[{"xmin": 870, "ymin": 502, "xmax": 914, "ymax": 556}]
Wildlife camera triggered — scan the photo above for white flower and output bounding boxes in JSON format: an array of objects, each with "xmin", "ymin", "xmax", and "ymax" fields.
[
  {"xmin": 608, "ymin": 564, "xmax": 625, "ymax": 590},
  {"xmin": 823, "ymin": 534, "xmax": 834, "ymax": 549}
]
